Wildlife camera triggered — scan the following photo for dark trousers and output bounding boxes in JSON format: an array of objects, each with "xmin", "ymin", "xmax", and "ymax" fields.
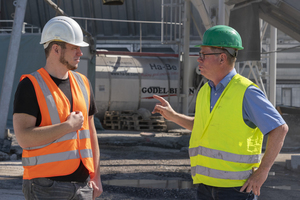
[
  {"xmin": 196, "ymin": 184, "xmax": 258, "ymax": 200},
  {"xmin": 22, "ymin": 178, "xmax": 93, "ymax": 200}
]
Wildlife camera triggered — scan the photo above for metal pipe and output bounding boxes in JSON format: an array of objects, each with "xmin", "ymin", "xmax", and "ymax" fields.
[
  {"xmin": 0, "ymin": 0, "xmax": 27, "ymax": 139},
  {"xmin": 96, "ymin": 50, "xmax": 179, "ymax": 57},
  {"xmin": 43, "ymin": 0, "xmax": 65, "ymax": 15},
  {"xmin": 269, "ymin": 25, "xmax": 277, "ymax": 106},
  {"xmin": 174, "ymin": 0, "xmax": 178, "ymax": 42},
  {"xmin": 218, "ymin": 0, "xmax": 225, "ymax": 25},
  {"xmin": 72, "ymin": 16, "xmax": 182, "ymax": 25},
  {"xmin": 170, "ymin": 0, "xmax": 173, "ymax": 41},
  {"xmin": 182, "ymin": 0, "xmax": 191, "ymax": 115},
  {"xmin": 140, "ymin": 23, "xmax": 142, "ymax": 52},
  {"xmin": 161, "ymin": 0, "xmax": 164, "ymax": 44},
  {"xmin": 191, "ymin": 0, "xmax": 212, "ymax": 30}
]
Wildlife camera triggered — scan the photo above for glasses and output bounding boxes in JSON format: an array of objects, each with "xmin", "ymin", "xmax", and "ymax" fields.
[{"xmin": 198, "ymin": 52, "xmax": 222, "ymax": 60}]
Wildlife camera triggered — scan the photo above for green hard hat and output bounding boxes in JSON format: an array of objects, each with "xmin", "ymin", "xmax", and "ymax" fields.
[{"xmin": 198, "ymin": 25, "xmax": 244, "ymax": 50}]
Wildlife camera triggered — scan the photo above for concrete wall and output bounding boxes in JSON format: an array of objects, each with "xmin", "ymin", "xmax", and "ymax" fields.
[{"xmin": 0, "ymin": 34, "xmax": 45, "ymax": 128}]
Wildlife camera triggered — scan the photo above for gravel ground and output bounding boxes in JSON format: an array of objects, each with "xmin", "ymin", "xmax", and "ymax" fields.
[
  {"xmin": 1, "ymin": 130, "xmax": 300, "ymax": 200},
  {"xmin": 97, "ymin": 143, "xmax": 300, "ymax": 200},
  {"xmin": 98, "ymin": 144, "xmax": 195, "ymax": 200}
]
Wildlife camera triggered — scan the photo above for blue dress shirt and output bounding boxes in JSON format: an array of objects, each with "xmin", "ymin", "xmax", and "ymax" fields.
[{"xmin": 208, "ymin": 68, "xmax": 285, "ymax": 135}]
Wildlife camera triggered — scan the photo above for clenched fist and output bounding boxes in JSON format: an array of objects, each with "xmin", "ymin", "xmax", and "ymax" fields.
[{"xmin": 67, "ymin": 111, "xmax": 84, "ymax": 132}]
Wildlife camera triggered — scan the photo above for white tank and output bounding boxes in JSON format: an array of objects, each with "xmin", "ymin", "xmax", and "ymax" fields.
[{"xmin": 95, "ymin": 53, "xmax": 199, "ymax": 120}]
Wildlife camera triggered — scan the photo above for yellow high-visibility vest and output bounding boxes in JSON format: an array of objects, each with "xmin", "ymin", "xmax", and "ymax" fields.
[{"xmin": 189, "ymin": 73, "xmax": 263, "ymax": 187}]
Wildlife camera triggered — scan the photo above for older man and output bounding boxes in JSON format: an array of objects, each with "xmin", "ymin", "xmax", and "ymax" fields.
[{"xmin": 152, "ymin": 25, "xmax": 288, "ymax": 200}]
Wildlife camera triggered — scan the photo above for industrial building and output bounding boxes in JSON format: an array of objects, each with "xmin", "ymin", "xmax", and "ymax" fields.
[{"xmin": 1, "ymin": 0, "xmax": 300, "ymax": 133}]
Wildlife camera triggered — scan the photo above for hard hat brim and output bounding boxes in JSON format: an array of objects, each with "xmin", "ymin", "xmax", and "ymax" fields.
[
  {"xmin": 75, "ymin": 41, "xmax": 89, "ymax": 47},
  {"xmin": 194, "ymin": 44, "xmax": 244, "ymax": 50},
  {"xmin": 41, "ymin": 40, "xmax": 90, "ymax": 49}
]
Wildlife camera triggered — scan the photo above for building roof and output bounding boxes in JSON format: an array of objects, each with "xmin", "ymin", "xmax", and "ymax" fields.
[{"xmin": 0, "ymin": 0, "xmax": 204, "ymax": 43}]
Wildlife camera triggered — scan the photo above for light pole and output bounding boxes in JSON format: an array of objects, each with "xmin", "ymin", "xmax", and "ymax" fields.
[{"xmin": 0, "ymin": 0, "xmax": 27, "ymax": 143}]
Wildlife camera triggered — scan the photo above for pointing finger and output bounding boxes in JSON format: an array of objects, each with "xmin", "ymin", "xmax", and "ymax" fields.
[{"xmin": 153, "ymin": 95, "xmax": 167, "ymax": 104}]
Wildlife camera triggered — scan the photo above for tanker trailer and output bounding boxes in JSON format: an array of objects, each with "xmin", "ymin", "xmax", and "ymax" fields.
[{"xmin": 94, "ymin": 53, "xmax": 201, "ymax": 123}]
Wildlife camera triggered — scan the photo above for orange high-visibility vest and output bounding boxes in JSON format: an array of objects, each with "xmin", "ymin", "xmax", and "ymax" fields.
[{"xmin": 20, "ymin": 68, "xmax": 94, "ymax": 180}]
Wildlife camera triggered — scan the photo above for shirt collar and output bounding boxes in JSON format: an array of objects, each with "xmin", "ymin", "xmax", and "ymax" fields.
[{"xmin": 208, "ymin": 68, "xmax": 237, "ymax": 89}]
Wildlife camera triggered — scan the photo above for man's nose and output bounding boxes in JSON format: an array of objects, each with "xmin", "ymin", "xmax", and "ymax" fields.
[
  {"xmin": 77, "ymin": 47, "xmax": 83, "ymax": 56},
  {"xmin": 197, "ymin": 57, "xmax": 203, "ymax": 63}
]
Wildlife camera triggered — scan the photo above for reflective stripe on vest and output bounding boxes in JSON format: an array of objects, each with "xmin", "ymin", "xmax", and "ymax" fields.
[
  {"xmin": 189, "ymin": 146, "xmax": 261, "ymax": 164},
  {"xmin": 81, "ymin": 149, "xmax": 93, "ymax": 159},
  {"xmin": 71, "ymin": 71, "xmax": 89, "ymax": 114},
  {"xmin": 191, "ymin": 165, "xmax": 252, "ymax": 180},
  {"xmin": 189, "ymin": 145, "xmax": 259, "ymax": 180},
  {"xmin": 23, "ymin": 150, "xmax": 80, "ymax": 166},
  {"xmin": 22, "ymin": 71, "xmax": 90, "ymax": 167},
  {"xmin": 32, "ymin": 71, "xmax": 60, "ymax": 125},
  {"xmin": 23, "ymin": 148, "xmax": 93, "ymax": 166}
]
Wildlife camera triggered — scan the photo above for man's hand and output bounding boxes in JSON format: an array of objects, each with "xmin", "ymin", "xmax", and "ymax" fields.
[
  {"xmin": 241, "ymin": 124, "xmax": 288, "ymax": 196},
  {"xmin": 66, "ymin": 111, "xmax": 84, "ymax": 132},
  {"xmin": 240, "ymin": 167, "xmax": 269, "ymax": 196},
  {"xmin": 89, "ymin": 176, "xmax": 103, "ymax": 199},
  {"xmin": 152, "ymin": 95, "xmax": 176, "ymax": 121},
  {"xmin": 152, "ymin": 95, "xmax": 194, "ymax": 131}
]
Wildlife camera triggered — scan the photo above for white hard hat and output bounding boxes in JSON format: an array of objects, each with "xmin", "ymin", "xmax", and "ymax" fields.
[{"xmin": 40, "ymin": 16, "xmax": 89, "ymax": 49}]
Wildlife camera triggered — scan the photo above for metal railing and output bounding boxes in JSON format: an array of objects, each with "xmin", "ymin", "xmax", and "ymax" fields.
[
  {"xmin": 161, "ymin": 0, "xmax": 183, "ymax": 44},
  {"xmin": 0, "ymin": 20, "xmax": 41, "ymax": 34}
]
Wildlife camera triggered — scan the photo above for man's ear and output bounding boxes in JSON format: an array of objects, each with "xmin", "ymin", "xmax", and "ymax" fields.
[
  {"xmin": 220, "ymin": 53, "xmax": 226, "ymax": 63},
  {"xmin": 52, "ymin": 44, "xmax": 59, "ymax": 54}
]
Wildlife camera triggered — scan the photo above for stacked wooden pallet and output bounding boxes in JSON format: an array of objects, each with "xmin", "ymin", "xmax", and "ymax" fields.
[
  {"xmin": 102, "ymin": 111, "xmax": 121, "ymax": 130},
  {"xmin": 103, "ymin": 110, "xmax": 167, "ymax": 132}
]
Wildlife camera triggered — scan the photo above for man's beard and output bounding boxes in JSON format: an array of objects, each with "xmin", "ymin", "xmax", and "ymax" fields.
[{"xmin": 59, "ymin": 50, "xmax": 77, "ymax": 71}]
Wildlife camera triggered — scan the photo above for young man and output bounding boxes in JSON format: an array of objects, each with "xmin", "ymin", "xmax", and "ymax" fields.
[
  {"xmin": 152, "ymin": 25, "xmax": 288, "ymax": 200},
  {"xmin": 13, "ymin": 16, "xmax": 102, "ymax": 199}
]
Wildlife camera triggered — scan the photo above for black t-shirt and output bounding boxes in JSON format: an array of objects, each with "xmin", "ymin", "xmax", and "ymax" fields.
[{"xmin": 13, "ymin": 74, "xmax": 97, "ymax": 182}]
